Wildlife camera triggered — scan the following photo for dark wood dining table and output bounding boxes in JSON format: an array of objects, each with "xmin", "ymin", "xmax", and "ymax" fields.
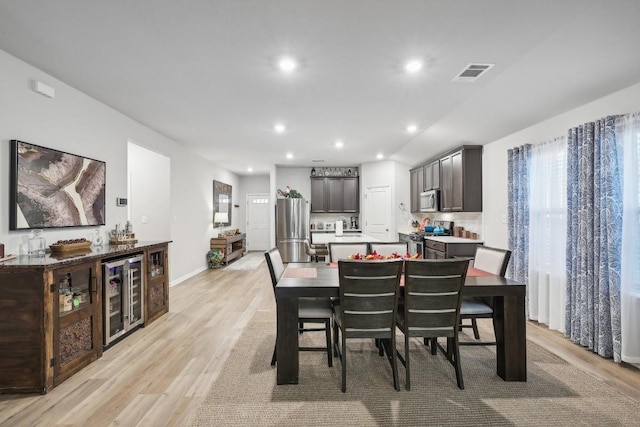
[{"xmin": 275, "ymin": 262, "xmax": 527, "ymax": 385}]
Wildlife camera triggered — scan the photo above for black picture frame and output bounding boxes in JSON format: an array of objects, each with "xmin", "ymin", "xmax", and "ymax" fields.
[
  {"xmin": 213, "ymin": 180, "xmax": 232, "ymax": 226},
  {"xmin": 9, "ymin": 140, "xmax": 106, "ymax": 230}
]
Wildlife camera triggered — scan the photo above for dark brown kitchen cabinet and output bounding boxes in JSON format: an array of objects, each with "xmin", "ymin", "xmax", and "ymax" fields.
[
  {"xmin": 327, "ymin": 178, "xmax": 344, "ymax": 212},
  {"xmin": 424, "ymin": 239, "xmax": 478, "ymax": 259},
  {"xmin": 0, "ymin": 241, "xmax": 171, "ymax": 394},
  {"xmin": 426, "ymin": 160, "xmax": 440, "ymax": 190},
  {"xmin": 0, "ymin": 259, "xmax": 102, "ymax": 394},
  {"xmin": 310, "ymin": 177, "xmax": 359, "ymax": 213},
  {"xmin": 145, "ymin": 244, "xmax": 169, "ymax": 325},
  {"xmin": 409, "ymin": 166, "xmax": 424, "ymax": 212},
  {"xmin": 53, "ymin": 261, "xmax": 102, "ymax": 388},
  {"xmin": 310, "ymin": 177, "xmax": 327, "ymax": 212},
  {"xmin": 342, "ymin": 177, "xmax": 359, "ymax": 212},
  {"xmin": 439, "ymin": 146, "xmax": 482, "ymax": 212}
]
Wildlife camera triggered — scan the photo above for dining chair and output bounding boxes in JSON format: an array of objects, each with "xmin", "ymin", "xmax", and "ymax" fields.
[
  {"xmin": 264, "ymin": 247, "xmax": 334, "ymax": 367},
  {"xmin": 328, "ymin": 242, "xmax": 369, "ymax": 262},
  {"xmin": 396, "ymin": 258, "xmax": 469, "ymax": 390},
  {"xmin": 459, "ymin": 245, "xmax": 512, "ymax": 345},
  {"xmin": 303, "ymin": 239, "xmax": 328, "ymax": 263},
  {"xmin": 368, "ymin": 242, "xmax": 408, "ymax": 258},
  {"xmin": 334, "ymin": 259, "xmax": 403, "ymax": 392}
]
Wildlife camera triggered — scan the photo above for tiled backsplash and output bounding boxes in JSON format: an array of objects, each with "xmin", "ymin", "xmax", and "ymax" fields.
[
  {"xmin": 310, "ymin": 214, "xmax": 360, "ymax": 230},
  {"xmin": 410, "ymin": 212, "xmax": 483, "ymax": 238}
]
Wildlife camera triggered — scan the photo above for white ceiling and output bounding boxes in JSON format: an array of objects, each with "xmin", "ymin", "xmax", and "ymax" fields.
[{"xmin": 1, "ymin": 1, "xmax": 640, "ymax": 175}]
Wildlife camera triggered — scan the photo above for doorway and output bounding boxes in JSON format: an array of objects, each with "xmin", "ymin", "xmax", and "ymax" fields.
[
  {"xmin": 246, "ymin": 193, "xmax": 270, "ymax": 251},
  {"xmin": 364, "ymin": 185, "xmax": 394, "ymax": 241},
  {"xmin": 128, "ymin": 142, "xmax": 171, "ymax": 241}
]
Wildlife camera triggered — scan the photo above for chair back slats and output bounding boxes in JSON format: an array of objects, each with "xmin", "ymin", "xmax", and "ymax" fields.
[
  {"xmin": 329, "ymin": 243, "xmax": 369, "ymax": 262},
  {"xmin": 264, "ymin": 247, "xmax": 285, "ymax": 292},
  {"xmin": 402, "ymin": 259, "xmax": 469, "ymax": 338},
  {"xmin": 473, "ymin": 246, "xmax": 512, "ymax": 277},
  {"xmin": 338, "ymin": 259, "xmax": 402, "ymax": 339}
]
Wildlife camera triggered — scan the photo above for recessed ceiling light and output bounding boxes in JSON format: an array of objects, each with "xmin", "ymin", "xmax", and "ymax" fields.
[
  {"xmin": 376, "ymin": 153, "xmax": 384, "ymax": 160},
  {"xmin": 247, "ymin": 167, "xmax": 253, "ymax": 172},
  {"xmin": 278, "ymin": 57, "xmax": 297, "ymax": 73},
  {"xmin": 335, "ymin": 140, "xmax": 344, "ymax": 148},
  {"xmin": 405, "ymin": 59, "xmax": 423, "ymax": 74},
  {"xmin": 406, "ymin": 124, "xmax": 418, "ymax": 134},
  {"xmin": 286, "ymin": 152, "xmax": 293, "ymax": 160},
  {"xmin": 274, "ymin": 123, "xmax": 286, "ymax": 133}
]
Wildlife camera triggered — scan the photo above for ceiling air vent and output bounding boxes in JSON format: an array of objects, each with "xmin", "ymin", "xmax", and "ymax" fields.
[
  {"xmin": 311, "ymin": 159, "xmax": 325, "ymax": 163},
  {"xmin": 451, "ymin": 63, "xmax": 494, "ymax": 82}
]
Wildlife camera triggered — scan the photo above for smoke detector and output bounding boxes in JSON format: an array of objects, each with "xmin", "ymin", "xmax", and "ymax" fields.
[{"xmin": 451, "ymin": 63, "xmax": 494, "ymax": 82}]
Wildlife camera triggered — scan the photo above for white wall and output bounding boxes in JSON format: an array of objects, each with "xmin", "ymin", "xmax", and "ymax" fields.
[
  {"xmin": 276, "ymin": 167, "xmax": 312, "ymax": 201},
  {"xmin": 482, "ymin": 81, "xmax": 640, "ymax": 249},
  {"xmin": 393, "ymin": 161, "xmax": 412, "ymax": 234},
  {"xmin": 128, "ymin": 141, "xmax": 171, "ymax": 241},
  {"xmin": 0, "ymin": 49, "xmax": 239, "ymax": 284},
  {"xmin": 236, "ymin": 174, "xmax": 270, "ymax": 233}
]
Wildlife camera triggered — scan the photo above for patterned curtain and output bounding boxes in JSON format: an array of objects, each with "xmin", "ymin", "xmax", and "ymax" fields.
[
  {"xmin": 565, "ymin": 116, "xmax": 622, "ymax": 361},
  {"xmin": 507, "ymin": 144, "xmax": 531, "ymax": 287}
]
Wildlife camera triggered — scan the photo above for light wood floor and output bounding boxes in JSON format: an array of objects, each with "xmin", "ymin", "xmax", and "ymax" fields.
[{"xmin": 1, "ymin": 256, "xmax": 638, "ymax": 426}]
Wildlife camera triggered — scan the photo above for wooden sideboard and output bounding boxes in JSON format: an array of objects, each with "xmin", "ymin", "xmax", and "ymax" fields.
[
  {"xmin": 210, "ymin": 233, "xmax": 246, "ymax": 265},
  {"xmin": 0, "ymin": 241, "xmax": 170, "ymax": 394}
]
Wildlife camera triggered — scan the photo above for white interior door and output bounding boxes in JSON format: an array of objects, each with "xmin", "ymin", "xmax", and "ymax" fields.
[
  {"xmin": 364, "ymin": 185, "xmax": 394, "ymax": 241},
  {"xmin": 246, "ymin": 193, "xmax": 270, "ymax": 251}
]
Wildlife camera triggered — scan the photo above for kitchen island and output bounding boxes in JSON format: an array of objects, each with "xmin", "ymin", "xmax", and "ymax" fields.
[
  {"xmin": 311, "ymin": 231, "xmax": 379, "ymax": 244},
  {"xmin": 424, "ymin": 236, "xmax": 480, "ymax": 259}
]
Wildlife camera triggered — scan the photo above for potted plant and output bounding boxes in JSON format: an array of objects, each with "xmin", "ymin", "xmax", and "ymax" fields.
[{"xmin": 207, "ymin": 249, "xmax": 224, "ymax": 269}]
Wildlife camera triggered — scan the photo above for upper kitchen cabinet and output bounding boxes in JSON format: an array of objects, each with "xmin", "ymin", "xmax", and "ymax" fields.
[
  {"xmin": 439, "ymin": 146, "xmax": 482, "ymax": 212},
  {"xmin": 340, "ymin": 177, "xmax": 359, "ymax": 212},
  {"xmin": 424, "ymin": 160, "xmax": 440, "ymax": 190},
  {"xmin": 310, "ymin": 173, "xmax": 359, "ymax": 213},
  {"xmin": 310, "ymin": 177, "xmax": 327, "ymax": 212},
  {"xmin": 409, "ymin": 166, "xmax": 423, "ymax": 212}
]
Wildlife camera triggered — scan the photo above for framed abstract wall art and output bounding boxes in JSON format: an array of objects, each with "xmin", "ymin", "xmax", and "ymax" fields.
[{"xmin": 9, "ymin": 140, "xmax": 106, "ymax": 230}]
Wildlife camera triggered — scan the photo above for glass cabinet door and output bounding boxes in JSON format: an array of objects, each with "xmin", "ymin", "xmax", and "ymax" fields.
[
  {"xmin": 149, "ymin": 250, "xmax": 164, "ymax": 278},
  {"xmin": 105, "ymin": 263, "xmax": 125, "ymax": 341},
  {"xmin": 146, "ymin": 245, "xmax": 168, "ymax": 324},
  {"xmin": 103, "ymin": 255, "xmax": 144, "ymax": 346},
  {"xmin": 57, "ymin": 268, "xmax": 92, "ymax": 315},
  {"xmin": 128, "ymin": 258, "xmax": 143, "ymax": 324},
  {"xmin": 53, "ymin": 261, "xmax": 101, "ymax": 387}
]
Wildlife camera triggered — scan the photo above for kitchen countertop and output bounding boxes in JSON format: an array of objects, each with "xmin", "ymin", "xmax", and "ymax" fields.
[
  {"xmin": 0, "ymin": 241, "xmax": 171, "ymax": 269},
  {"xmin": 311, "ymin": 229, "xmax": 362, "ymax": 233},
  {"xmin": 424, "ymin": 236, "xmax": 483, "ymax": 244},
  {"xmin": 311, "ymin": 233, "xmax": 379, "ymax": 244}
]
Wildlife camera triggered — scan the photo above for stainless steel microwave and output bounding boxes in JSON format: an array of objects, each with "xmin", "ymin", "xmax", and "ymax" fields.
[{"xmin": 419, "ymin": 189, "xmax": 439, "ymax": 212}]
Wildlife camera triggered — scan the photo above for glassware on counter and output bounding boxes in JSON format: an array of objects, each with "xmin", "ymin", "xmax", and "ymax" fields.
[{"xmin": 28, "ymin": 229, "xmax": 46, "ymax": 257}]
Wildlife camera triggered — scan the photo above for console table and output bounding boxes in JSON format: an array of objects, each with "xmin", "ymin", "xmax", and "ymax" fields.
[
  {"xmin": 210, "ymin": 233, "xmax": 246, "ymax": 264},
  {"xmin": 0, "ymin": 241, "xmax": 170, "ymax": 394}
]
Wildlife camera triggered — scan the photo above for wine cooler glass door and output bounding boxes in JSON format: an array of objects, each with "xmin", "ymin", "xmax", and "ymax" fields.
[
  {"xmin": 104, "ymin": 263, "xmax": 125, "ymax": 345},
  {"xmin": 127, "ymin": 256, "xmax": 144, "ymax": 327}
]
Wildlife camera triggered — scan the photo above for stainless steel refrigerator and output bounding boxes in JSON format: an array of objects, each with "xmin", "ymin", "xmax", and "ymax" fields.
[{"xmin": 276, "ymin": 198, "xmax": 310, "ymax": 262}]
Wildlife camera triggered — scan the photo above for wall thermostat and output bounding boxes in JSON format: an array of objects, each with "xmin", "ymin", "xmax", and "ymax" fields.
[{"xmin": 116, "ymin": 197, "xmax": 128, "ymax": 206}]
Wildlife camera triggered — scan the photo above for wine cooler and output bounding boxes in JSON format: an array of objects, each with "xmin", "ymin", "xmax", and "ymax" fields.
[{"xmin": 103, "ymin": 254, "xmax": 145, "ymax": 346}]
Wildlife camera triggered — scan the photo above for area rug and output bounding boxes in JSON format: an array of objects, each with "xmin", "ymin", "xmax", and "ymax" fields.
[
  {"xmin": 223, "ymin": 251, "xmax": 265, "ymax": 271},
  {"xmin": 189, "ymin": 311, "xmax": 637, "ymax": 426}
]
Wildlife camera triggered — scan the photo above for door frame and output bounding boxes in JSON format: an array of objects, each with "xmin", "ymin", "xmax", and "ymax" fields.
[
  {"xmin": 363, "ymin": 184, "xmax": 394, "ymax": 241},
  {"xmin": 246, "ymin": 192, "xmax": 271, "ymax": 251}
]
